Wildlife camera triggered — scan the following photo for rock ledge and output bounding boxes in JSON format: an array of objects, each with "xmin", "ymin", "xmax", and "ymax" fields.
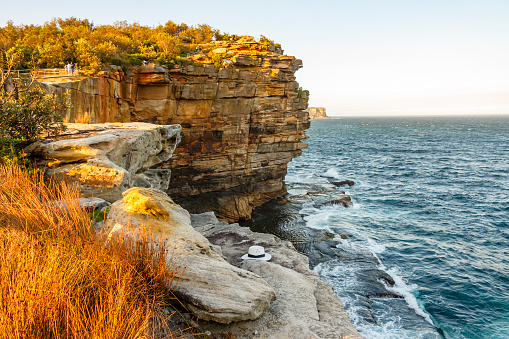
[{"xmin": 191, "ymin": 212, "xmax": 364, "ymax": 339}]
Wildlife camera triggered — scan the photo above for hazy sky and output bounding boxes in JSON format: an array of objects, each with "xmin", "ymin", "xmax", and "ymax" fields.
[{"xmin": 2, "ymin": 0, "xmax": 509, "ymax": 115}]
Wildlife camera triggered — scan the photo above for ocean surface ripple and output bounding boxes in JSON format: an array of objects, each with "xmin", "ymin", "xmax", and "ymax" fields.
[{"xmin": 283, "ymin": 116, "xmax": 509, "ymax": 338}]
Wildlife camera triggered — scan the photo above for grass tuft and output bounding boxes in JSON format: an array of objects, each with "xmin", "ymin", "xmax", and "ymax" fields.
[{"xmin": 0, "ymin": 164, "xmax": 184, "ymax": 339}]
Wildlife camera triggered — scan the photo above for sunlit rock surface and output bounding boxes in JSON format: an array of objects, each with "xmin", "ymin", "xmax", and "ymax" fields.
[
  {"xmin": 190, "ymin": 212, "xmax": 364, "ymax": 338},
  {"xmin": 25, "ymin": 123, "xmax": 181, "ymax": 202},
  {"xmin": 103, "ymin": 187, "xmax": 276, "ymax": 323},
  {"xmin": 308, "ymin": 107, "xmax": 329, "ymax": 119},
  {"xmin": 39, "ymin": 36, "xmax": 310, "ymax": 221}
]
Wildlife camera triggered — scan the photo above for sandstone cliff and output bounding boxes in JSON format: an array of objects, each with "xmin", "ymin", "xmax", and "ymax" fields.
[
  {"xmin": 25, "ymin": 123, "xmax": 181, "ymax": 203},
  {"xmin": 39, "ymin": 36, "xmax": 309, "ymax": 221},
  {"xmin": 308, "ymin": 107, "xmax": 329, "ymax": 119}
]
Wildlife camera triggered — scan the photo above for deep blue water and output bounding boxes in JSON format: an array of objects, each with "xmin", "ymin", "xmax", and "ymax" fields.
[{"xmin": 285, "ymin": 116, "xmax": 509, "ymax": 338}]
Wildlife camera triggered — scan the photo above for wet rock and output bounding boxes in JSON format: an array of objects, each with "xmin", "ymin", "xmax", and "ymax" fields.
[
  {"xmin": 320, "ymin": 195, "xmax": 353, "ymax": 208},
  {"xmin": 103, "ymin": 188, "xmax": 276, "ymax": 324},
  {"xmin": 378, "ymin": 270, "xmax": 396, "ymax": 286},
  {"xmin": 330, "ymin": 180, "xmax": 355, "ymax": 187}
]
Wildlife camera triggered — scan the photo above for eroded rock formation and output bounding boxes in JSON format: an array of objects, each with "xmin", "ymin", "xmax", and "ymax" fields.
[
  {"xmin": 103, "ymin": 187, "xmax": 276, "ymax": 324},
  {"xmin": 38, "ymin": 36, "xmax": 309, "ymax": 221},
  {"xmin": 25, "ymin": 123, "xmax": 181, "ymax": 202},
  {"xmin": 190, "ymin": 212, "xmax": 364, "ymax": 338}
]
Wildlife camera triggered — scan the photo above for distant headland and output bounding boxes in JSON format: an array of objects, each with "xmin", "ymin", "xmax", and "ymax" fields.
[{"xmin": 308, "ymin": 107, "xmax": 329, "ymax": 119}]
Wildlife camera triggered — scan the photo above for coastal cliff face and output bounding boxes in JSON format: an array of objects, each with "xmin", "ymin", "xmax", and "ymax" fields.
[
  {"xmin": 39, "ymin": 37, "xmax": 309, "ymax": 221},
  {"xmin": 308, "ymin": 107, "xmax": 329, "ymax": 119}
]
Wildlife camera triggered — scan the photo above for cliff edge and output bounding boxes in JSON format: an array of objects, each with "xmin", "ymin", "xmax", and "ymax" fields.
[{"xmin": 39, "ymin": 36, "xmax": 309, "ymax": 221}]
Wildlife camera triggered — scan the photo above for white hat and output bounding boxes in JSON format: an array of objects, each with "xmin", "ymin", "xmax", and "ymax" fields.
[{"xmin": 241, "ymin": 245, "xmax": 271, "ymax": 261}]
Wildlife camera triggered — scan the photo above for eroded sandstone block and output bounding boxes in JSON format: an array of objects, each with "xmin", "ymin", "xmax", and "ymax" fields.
[
  {"xmin": 103, "ymin": 188, "xmax": 276, "ymax": 323},
  {"xmin": 25, "ymin": 123, "xmax": 181, "ymax": 202}
]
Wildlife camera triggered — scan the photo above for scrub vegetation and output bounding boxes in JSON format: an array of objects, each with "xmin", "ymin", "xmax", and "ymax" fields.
[
  {"xmin": 0, "ymin": 17, "xmax": 269, "ymax": 71},
  {"xmin": 0, "ymin": 164, "xmax": 187, "ymax": 338},
  {"xmin": 0, "ymin": 48, "xmax": 68, "ymax": 165}
]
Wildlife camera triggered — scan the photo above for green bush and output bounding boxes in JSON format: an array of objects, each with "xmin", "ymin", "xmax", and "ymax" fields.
[
  {"xmin": 0, "ymin": 138, "xmax": 26, "ymax": 166},
  {"xmin": 211, "ymin": 53, "xmax": 224, "ymax": 69},
  {"xmin": 0, "ymin": 67, "xmax": 69, "ymax": 165},
  {"xmin": 0, "ymin": 85, "xmax": 67, "ymax": 141},
  {"xmin": 296, "ymin": 86, "xmax": 309, "ymax": 99},
  {"xmin": 0, "ymin": 19, "xmax": 279, "ymax": 70}
]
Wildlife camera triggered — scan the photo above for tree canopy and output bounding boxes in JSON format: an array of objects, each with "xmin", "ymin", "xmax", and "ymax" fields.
[{"xmin": 0, "ymin": 18, "xmax": 244, "ymax": 71}]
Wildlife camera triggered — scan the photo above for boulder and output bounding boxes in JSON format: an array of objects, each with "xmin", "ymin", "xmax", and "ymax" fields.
[
  {"xmin": 190, "ymin": 212, "xmax": 364, "ymax": 339},
  {"xmin": 50, "ymin": 197, "xmax": 110, "ymax": 214},
  {"xmin": 77, "ymin": 197, "xmax": 110, "ymax": 211},
  {"xmin": 25, "ymin": 123, "xmax": 181, "ymax": 202},
  {"xmin": 320, "ymin": 195, "xmax": 353, "ymax": 208},
  {"xmin": 212, "ymin": 48, "xmax": 228, "ymax": 54},
  {"xmin": 103, "ymin": 188, "xmax": 276, "ymax": 324}
]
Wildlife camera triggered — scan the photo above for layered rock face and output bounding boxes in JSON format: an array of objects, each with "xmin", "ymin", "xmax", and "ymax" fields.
[
  {"xmin": 308, "ymin": 107, "xmax": 329, "ymax": 119},
  {"xmin": 25, "ymin": 123, "xmax": 181, "ymax": 202},
  {"xmin": 39, "ymin": 36, "xmax": 309, "ymax": 221}
]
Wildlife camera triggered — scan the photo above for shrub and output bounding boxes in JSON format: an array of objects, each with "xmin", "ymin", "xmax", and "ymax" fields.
[
  {"xmin": 0, "ymin": 19, "xmax": 280, "ymax": 70},
  {"xmin": 0, "ymin": 79, "xmax": 68, "ymax": 166},
  {"xmin": 0, "ymin": 84, "xmax": 67, "ymax": 141},
  {"xmin": 296, "ymin": 86, "xmax": 309, "ymax": 99},
  {"xmin": 211, "ymin": 53, "xmax": 224, "ymax": 69},
  {"xmin": 0, "ymin": 138, "xmax": 26, "ymax": 166},
  {"xmin": 1, "ymin": 48, "xmax": 69, "ymax": 165}
]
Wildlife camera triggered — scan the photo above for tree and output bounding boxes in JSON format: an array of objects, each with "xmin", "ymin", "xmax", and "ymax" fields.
[
  {"xmin": 0, "ymin": 48, "xmax": 67, "ymax": 164},
  {"xmin": 0, "ymin": 18, "xmax": 282, "ymax": 69},
  {"xmin": 155, "ymin": 33, "xmax": 181, "ymax": 54}
]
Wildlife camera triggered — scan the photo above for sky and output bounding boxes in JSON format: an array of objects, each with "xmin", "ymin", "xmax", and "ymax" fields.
[{"xmin": 2, "ymin": 0, "xmax": 509, "ymax": 116}]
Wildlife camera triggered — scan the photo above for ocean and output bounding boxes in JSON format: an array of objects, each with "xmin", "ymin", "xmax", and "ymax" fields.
[{"xmin": 244, "ymin": 115, "xmax": 509, "ymax": 339}]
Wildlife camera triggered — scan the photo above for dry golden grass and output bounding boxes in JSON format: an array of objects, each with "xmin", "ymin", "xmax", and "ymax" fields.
[{"xmin": 0, "ymin": 165, "xmax": 185, "ymax": 339}]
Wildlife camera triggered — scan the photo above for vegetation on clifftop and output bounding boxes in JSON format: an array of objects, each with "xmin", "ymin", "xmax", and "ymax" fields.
[{"xmin": 0, "ymin": 18, "xmax": 282, "ymax": 71}]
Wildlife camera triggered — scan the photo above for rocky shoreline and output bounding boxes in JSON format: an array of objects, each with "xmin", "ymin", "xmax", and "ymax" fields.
[
  {"xmin": 100, "ymin": 187, "xmax": 364, "ymax": 338},
  {"xmin": 243, "ymin": 177, "xmax": 442, "ymax": 337},
  {"xmin": 190, "ymin": 212, "xmax": 363, "ymax": 338},
  {"xmin": 25, "ymin": 37, "xmax": 365, "ymax": 338},
  {"xmin": 25, "ymin": 122, "xmax": 363, "ymax": 338}
]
